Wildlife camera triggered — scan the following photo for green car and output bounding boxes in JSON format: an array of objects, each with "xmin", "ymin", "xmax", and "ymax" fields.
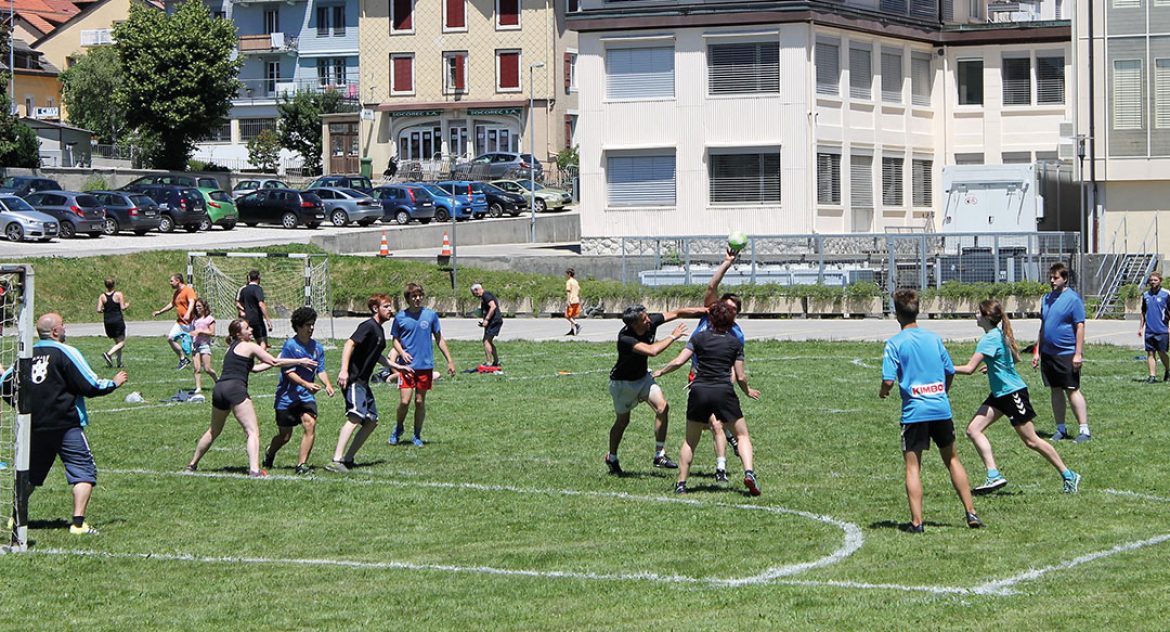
[
  {"xmin": 197, "ymin": 188, "xmax": 239, "ymax": 231},
  {"xmin": 489, "ymin": 180, "xmax": 573, "ymax": 213}
]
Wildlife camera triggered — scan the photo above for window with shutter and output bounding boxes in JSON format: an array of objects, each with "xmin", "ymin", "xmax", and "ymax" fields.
[
  {"xmin": 391, "ymin": 54, "xmax": 413, "ymax": 94},
  {"xmin": 1034, "ymin": 55, "xmax": 1064, "ymax": 105},
  {"xmin": 954, "ymin": 152, "xmax": 983, "ymax": 165},
  {"xmin": 882, "ymin": 156, "xmax": 903, "ymax": 207},
  {"xmin": 1002, "ymin": 57, "xmax": 1031, "ymax": 106},
  {"xmin": 1113, "ymin": 0, "xmax": 1140, "ymax": 7},
  {"xmin": 912, "ymin": 159, "xmax": 932, "ymax": 207},
  {"xmin": 497, "ymin": 50, "xmax": 521, "ymax": 91},
  {"xmin": 816, "ymin": 41, "xmax": 840, "ymax": 96},
  {"xmin": 957, "ymin": 59, "xmax": 983, "ymax": 105},
  {"xmin": 498, "ymin": 0, "xmax": 520, "ymax": 27},
  {"xmin": 565, "ymin": 52, "xmax": 577, "ymax": 93},
  {"xmin": 316, "ymin": 7, "xmax": 329, "ymax": 36},
  {"xmin": 707, "ymin": 42, "xmax": 780, "ymax": 95},
  {"xmin": 881, "ymin": 0, "xmax": 908, "ymax": 13},
  {"xmin": 850, "ymin": 46, "xmax": 872, "ymax": 100},
  {"xmin": 1156, "ymin": 59, "xmax": 1170, "ymax": 129},
  {"xmin": 445, "ymin": 0, "xmax": 466, "ymax": 29},
  {"xmin": 910, "ymin": 0, "xmax": 936, "ymax": 17},
  {"xmin": 708, "ymin": 151, "xmax": 781, "ymax": 205},
  {"xmin": 882, "ymin": 51, "xmax": 903, "ymax": 103},
  {"xmin": 817, "ymin": 152, "xmax": 841, "ymax": 205},
  {"xmin": 605, "ymin": 46, "xmax": 675, "ymax": 100},
  {"xmin": 1113, "ymin": 59, "xmax": 1143, "ymax": 130},
  {"xmin": 391, "ymin": 0, "xmax": 413, "ymax": 32},
  {"xmin": 911, "ymin": 53, "xmax": 931, "ymax": 106},
  {"xmin": 851, "ymin": 154, "xmax": 873, "ymax": 209},
  {"xmin": 444, "ymin": 52, "xmax": 468, "ymax": 94},
  {"xmin": 607, "ymin": 154, "xmax": 676, "ymax": 207},
  {"xmin": 1002, "ymin": 151, "xmax": 1032, "ymax": 163}
]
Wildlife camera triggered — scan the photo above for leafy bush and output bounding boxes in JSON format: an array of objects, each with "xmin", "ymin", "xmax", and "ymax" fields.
[
  {"xmin": 1119, "ymin": 284, "xmax": 1143, "ymax": 301},
  {"xmin": 82, "ymin": 174, "xmax": 110, "ymax": 191}
]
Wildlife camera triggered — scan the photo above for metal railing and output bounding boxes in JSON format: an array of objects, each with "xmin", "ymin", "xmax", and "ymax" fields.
[{"xmin": 235, "ymin": 77, "xmax": 360, "ymax": 102}]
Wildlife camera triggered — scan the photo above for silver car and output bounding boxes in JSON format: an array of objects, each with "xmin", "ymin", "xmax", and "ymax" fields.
[
  {"xmin": 232, "ymin": 178, "xmax": 289, "ymax": 200},
  {"xmin": 304, "ymin": 187, "xmax": 384, "ymax": 226},
  {"xmin": 0, "ymin": 195, "xmax": 59, "ymax": 242}
]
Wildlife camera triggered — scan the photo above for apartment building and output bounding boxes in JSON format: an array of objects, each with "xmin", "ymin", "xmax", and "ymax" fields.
[
  {"xmin": 343, "ymin": 0, "xmax": 578, "ymax": 176},
  {"xmin": 3, "ymin": 40, "xmax": 61, "ymax": 120},
  {"xmin": 568, "ymin": 0, "xmax": 1070, "ymax": 253}
]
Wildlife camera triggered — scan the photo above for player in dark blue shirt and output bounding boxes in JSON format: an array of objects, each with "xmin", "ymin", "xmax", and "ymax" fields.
[
  {"xmin": 1138, "ymin": 271, "xmax": 1170, "ymax": 383},
  {"xmin": 264, "ymin": 307, "xmax": 335, "ymax": 475},
  {"xmin": 1032, "ymin": 262, "xmax": 1091, "ymax": 442}
]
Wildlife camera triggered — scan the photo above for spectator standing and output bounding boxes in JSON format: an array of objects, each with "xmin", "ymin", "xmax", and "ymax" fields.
[
  {"xmin": 97, "ymin": 277, "xmax": 128, "ymax": 368},
  {"xmin": 1138, "ymin": 271, "xmax": 1170, "ymax": 383},
  {"xmin": 471, "ymin": 283, "xmax": 503, "ymax": 367},
  {"xmin": 565, "ymin": 268, "xmax": 582, "ymax": 336}
]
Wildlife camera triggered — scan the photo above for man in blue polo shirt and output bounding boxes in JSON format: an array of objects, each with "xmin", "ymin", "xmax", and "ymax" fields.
[
  {"xmin": 1032, "ymin": 262, "xmax": 1092, "ymax": 442},
  {"xmin": 1138, "ymin": 271, "xmax": 1170, "ymax": 384}
]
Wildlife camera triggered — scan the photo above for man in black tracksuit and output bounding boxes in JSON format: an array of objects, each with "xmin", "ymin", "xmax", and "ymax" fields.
[{"xmin": 2, "ymin": 313, "xmax": 127, "ymax": 535}]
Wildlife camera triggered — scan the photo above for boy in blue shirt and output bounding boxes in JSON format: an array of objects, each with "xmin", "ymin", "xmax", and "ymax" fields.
[
  {"xmin": 880, "ymin": 289, "xmax": 982, "ymax": 533},
  {"xmin": 389, "ymin": 283, "xmax": 456, "ymax": 447},
  {"xmin": 1032, "ymin": 262, "xmax": 1091, "ymax": 442},
  {"xmin": 265, "ymin": 306, "xmax": 334, "ymax": 475},
  {"xmin": 1138, "ymin": 271, "xmax": 1170, "ymax": 383}
]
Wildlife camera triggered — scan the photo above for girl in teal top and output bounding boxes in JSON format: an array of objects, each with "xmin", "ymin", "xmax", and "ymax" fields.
[{"xmin": 953, "ymin": 299, "xmax": 1081, "ymax": 495}]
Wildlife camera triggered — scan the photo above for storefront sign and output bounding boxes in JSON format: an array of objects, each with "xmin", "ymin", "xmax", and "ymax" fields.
[
  {"xmin": 467, "ymin": 107, "xmax": 522, "ymax": 116},
  {"xmin": 389, "ymin": 109, "xmax": 443, "ymax": 118}
]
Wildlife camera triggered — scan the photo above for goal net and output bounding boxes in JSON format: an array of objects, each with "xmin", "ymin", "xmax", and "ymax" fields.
[
  {"xmin": 1, "ymin": 264, "xmax": 34, "ymax": 553},
  {"xmin": 187, "ymin": 253, "xmax": 333, "ymax": 342}
]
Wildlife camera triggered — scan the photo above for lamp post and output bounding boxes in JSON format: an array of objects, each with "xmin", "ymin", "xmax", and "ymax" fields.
[{"xmin": 528, "ymin": 61, "xmax": 544, "ymax": 243}]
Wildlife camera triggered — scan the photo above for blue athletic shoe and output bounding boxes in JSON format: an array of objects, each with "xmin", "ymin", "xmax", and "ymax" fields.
[
  {"xmin": 1063, "ymin": 471, "xmax": 1082, "ymax": 494},
  {"xmin": 388, "ymin": 431, "xmax": 401, "ymax": 446},
  {"xmin": 1050, "ymin": 429, "xmax": 1070, "ymax": 442},
  {"xmin": 1075, "ymin": 433, "xmax": 1091, "ymax": 443},
  {"xmin": 411, "ymin": 436, "xmax": 425, "ymax": 447}
]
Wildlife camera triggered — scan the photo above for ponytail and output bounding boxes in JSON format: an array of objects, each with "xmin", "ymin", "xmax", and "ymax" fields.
[
  {"xmin": 225, "ymin": 319, "xmax": 246, "ymax": 346},
  {"xmin": 979, "ymin": 299, "xmax": 1020, "ymax": 363}
]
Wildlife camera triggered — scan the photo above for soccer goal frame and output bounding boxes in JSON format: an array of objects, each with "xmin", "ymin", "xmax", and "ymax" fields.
[
  {"xmin": 1, "ymin": 264, "xmax": 34, "ymax": 554},
  {"xmin": 187, "ymin": 252, "xmax": 333, "ymax": 341}
]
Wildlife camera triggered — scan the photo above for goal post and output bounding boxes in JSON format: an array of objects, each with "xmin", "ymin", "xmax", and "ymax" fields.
[
  {"xmin": 187, "ymin": 252, "xmax": 333, "ymax": 342},
  {"xmin": 1, "ymin": 264, "xmax": 34, "ymax": 554}
]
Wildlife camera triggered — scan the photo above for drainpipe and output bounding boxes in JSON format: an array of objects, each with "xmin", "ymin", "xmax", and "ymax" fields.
[{"xmin": 1088, "ymin": 0, "xmax": 1098, "ymax": 252}]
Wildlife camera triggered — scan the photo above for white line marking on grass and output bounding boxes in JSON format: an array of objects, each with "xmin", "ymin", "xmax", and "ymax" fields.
[
  {"xmin": 850, "ymin": 358, "xmax": 872, "ymax": 369},
  {"xmin": 1103, "ymin": 489, "xmax": 1170, "ymax": 503},
  {"xmin": 970, "ymin": 534, "xmax": 1170, "ymax": 596}
]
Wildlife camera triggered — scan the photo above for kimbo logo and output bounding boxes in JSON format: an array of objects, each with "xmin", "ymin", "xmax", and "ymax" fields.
[{"xmin": 910, "ymin": 382, "xmax": 945, "ymax": 396}]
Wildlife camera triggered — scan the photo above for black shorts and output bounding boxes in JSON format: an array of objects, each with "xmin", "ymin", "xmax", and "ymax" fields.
[
  {"xmin": 276, "ymin": 401, "xmax": 318, "ymax": 427},
  {"xmin": 685, "ymin": 383, "xmax": 743, "ymax": 424},
  {"xmin": 1040, "ymin": 354, "xmax": 1081, "ymax": 390},
  {"xmin": 1145, "ymin": 332, "xmax": 1169, "ymax": 353},
  {"xmin": 30, "ymin": 427, "xmax": 97, "ymax": 487},
  {"xmin": 344, "ymin": 381, "xmax": 378, "ymax": 422},
  {"xmin": 983, "ymin": 388, "xmax": 1036, "ymax": 427},
  {"xmin": 483, "ymin": 320, "xmax": 502, "ymax": 341},
  {"xmin": 900, "ymin": 419, "xmax": 956, "ymax": 453},
  {"xmin": 212, "ymin": 379, "xmax": 250, "ymax": 410},
  {"xmin": 104, "ymin": 320, "xmax": 125, "ymax": 339},
  {"xmin": 248, "ymin": 317, "xmax": 268, "ymax": 342}
]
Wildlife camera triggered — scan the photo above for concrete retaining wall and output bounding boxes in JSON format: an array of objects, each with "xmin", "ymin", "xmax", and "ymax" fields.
[{"xmin": 310, "ymin": 212, "xmax": 581, "ymax": 254}]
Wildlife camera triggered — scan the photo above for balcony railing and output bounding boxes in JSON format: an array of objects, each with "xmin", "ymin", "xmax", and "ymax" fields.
[
  {"xmin": 235, "ymin": 77, "xmax": 361, "ymax": 103},
  {"xmin": 238, "ymin": 32, "xmax": 298, "ymax": 54}
]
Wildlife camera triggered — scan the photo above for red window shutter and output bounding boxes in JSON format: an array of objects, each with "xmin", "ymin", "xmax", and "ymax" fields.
[
  {"xmin": 454, "ymin": 54, "xmax": 466, "ymax": 91},
  {"xmin": 446, "ymin": 0, "xmax": 465, "ymax": 28},
  {"xmin": 564, "ymin": 53, "xmax": 571, "ymax": 91},
  {"xmin": 393, "ymin": 57, "xmax": 413, "ymax": 92},
  {"xmin": 393, "ymin": 0, "xmax": 412, "ymax": 30},
  {"xmin": 498, "ymin": 0, "xmax": 519, "ymax": 26},
  {"xmin": 499, "ymin": 52, "xmax": 519, "ymax": 89},
  {"xmin": 564, "ymin": 115, "xmax": 573, "ymax": 148}
]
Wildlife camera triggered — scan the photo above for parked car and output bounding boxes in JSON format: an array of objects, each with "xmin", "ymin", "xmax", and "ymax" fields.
[
  {"xmin": 479, "ymin": 182, "xmax": 528, "ymax": 218},
  {"xmin": 90, "ymin": 191, "xmax": 163, "ymax": 235},
  {"xmin": 0, "ymin": 176, "xmax": 63, "ymax": 198},
  {"xmin": 196, "ymin": 188, "xmax": 239, "ymax": 231},
  {"xmin": 236, "ymin": 189, "xmax": 326, "ymax": 229},
  {"xmin": 133, "ymin": 185, "xmax": 209, "ymax": 233},
  {"xmin": 453, "ymin": 152, "xmax": 544, "ymax": 180},
  {"xmin": 434, "ymin": 180, "xmax": 489, "ymax": 219},
  {"xmin": 305, "ymin": 187, "xmax": 383, "ymax": 226},
  {"xmin": 417, "ymin": 183, "xmax": 475, "ymax": 222},
  {"xmin": 489, "ymin": 179, "xmax": 572, "ymax": 213},
  {"xmin": 122, "ymin": 174, "xmax": 222, "ymax": 191},
  {"xmin": 0, "ymin": 195, "xmax": 59, "ymax": 242},
  {"xmin": 24, "ymin": 191, "xmax": 107, "ymax": 238},
  {"xmin": 305, "ymin": 175, "xmax": 373, "ymax": 195},
  {"xmin": 232, "ymin": 178, "xmax": 288, "ymax": 199},
  {"xmin": 371, "ymin": 184, "xmax": 436, "ymax": 225}
]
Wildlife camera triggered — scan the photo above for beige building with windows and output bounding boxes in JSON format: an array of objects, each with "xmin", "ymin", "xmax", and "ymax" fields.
[
  {"xmin": 568, "ymin": 0, "xmax": 1071, "ymax": 252},
  {"xmin": 346, "ymin": 0, "xmax": 579, "ymax": 176}
]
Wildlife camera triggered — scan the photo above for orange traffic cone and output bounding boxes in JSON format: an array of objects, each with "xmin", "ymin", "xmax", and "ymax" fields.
[
  {"xmin": 377, "ymin": 232, "xmax": 390, "ymax": 257},
  {"xmin": 440, "ymin": 231, "xmax": 452, "ymax": 257}
]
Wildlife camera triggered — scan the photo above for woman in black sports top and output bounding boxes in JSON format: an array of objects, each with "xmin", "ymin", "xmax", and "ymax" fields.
[
  {"xmin": 185, "ymin": 319, "xmax": 316, "ymax": 477},
  {"xmin": 97, "ymin": 277, "xmax": 128, "ymax": 368}
]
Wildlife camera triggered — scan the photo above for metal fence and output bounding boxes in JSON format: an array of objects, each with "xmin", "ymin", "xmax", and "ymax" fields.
[{"xmin": 617, "ymin": 232, "xmax": 1083, "ymax": 290}]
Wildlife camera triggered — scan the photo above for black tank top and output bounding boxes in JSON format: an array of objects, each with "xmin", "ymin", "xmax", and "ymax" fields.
[
  {"xmin": 102, "ymin": 292, "xmax": 123, "ymax": 324},
  {"xmin": 219, "ymin": 342, "xmax": 253, "ymax": 385}
]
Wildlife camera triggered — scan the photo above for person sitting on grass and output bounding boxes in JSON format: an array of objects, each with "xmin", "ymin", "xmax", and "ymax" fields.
[
  {"xmin": 879, "ymin": 289, "xmax": 983, "ymax": 533},
  {"xmin": 265, "ymin": 306, "xmax": 335, "ymax": 476}
]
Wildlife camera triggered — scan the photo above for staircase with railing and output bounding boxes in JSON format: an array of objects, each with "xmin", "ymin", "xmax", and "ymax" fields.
[{"xmin": 1095, "ymin": 216, "xmax": 1161, "ymax": 318}]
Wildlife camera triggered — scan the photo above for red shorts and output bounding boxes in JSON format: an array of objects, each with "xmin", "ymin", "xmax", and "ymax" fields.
[
  {"xmin": 565, "ymin": 303, "xmax": 581, "ymax": 319},
  {"xmin": 400, "ymin": 368, "xmax": 433, "ymax": 391}
]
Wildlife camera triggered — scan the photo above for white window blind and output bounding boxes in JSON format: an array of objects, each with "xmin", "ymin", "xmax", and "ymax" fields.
[
  {"xmin": 882, "ymin": 156, "xmax": 903, "ymax": 206},
  {"xmin": 1156, "ymin": 59, "xmax": 1170, "ymax": 129},
  {"xmin": 1002, "ymin": 57, "xmax": 1031, "ymax": 105},
  {"xmin": 817, "ymin": 152, "xmax": 841, "ymax": 204},
  {"xmin": 709, "ymin": 152, "xmax": 781, "ymax": 204},
  {"xmin": 1113, "ymin": 0, "xmax": 1140, "ymax": 7},
  {"xmin": 1113, "ymin": 59, "xmax": 1143, "ymax": 130},
  {"xmin": 851, "ymin": 154, "xmax": 873, "ymax": 208},
  {"xmin": 607, "ymin": 154, "xmax": 676, "ymax": 207},
  {"xmin": 707, "ymin": 42, "xmax": 780, "ymax": 95},
  {"xmin": 912, "ymin": 159, "xmax": 932, "ymax": 207},
  {"xmin": 850, "ymin": 46, "xmax": 872, "ymax": 99},
  {"xmin": 881, "ymin": 51, "xmax": 903, "ymax": 103},
  {"xmin": 1036, "ymin": 55, "xmax": 1065, "ymax": 104},
  {"xmin": 816, "ymin": 41, "xmax": 840, "ymax": 95},
  {"xmin": 911, "ymin": 53, "xmax": 931, "ymax": 106},
  {"xmin": 606, "ymin": 47, "xmax": 675, "ymax": 100}
]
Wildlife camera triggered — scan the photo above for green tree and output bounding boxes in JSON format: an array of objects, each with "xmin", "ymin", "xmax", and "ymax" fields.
[
  {"xmin": 114, "ymin": 2, "xmax": 240, "ymax": 170},
  {"xmin": 277, "ymin": 89, "xmax": 344, "ymax": 176},
  {"xmin": 247, "ymin": 128, "xmax": 281, "ymax": 172},
  {"xmin": 0, "ymin": 94, "xmax": 41, "ymax": 168},
  {"xmin": 60, "ymin": 46, "xmax": 127, "ymax": 145}
]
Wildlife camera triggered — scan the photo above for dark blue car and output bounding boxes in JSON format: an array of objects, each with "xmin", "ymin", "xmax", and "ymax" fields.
[
  {"xmin": 372, "ymin": 185, "xmax": 437, "ymax": 225},
  {"xmin": 434, "ymin": 180, "xmax": 489, "ymax": 219}
]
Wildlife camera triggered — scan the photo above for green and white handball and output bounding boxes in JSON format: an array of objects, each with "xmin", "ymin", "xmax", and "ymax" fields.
[{"xmin": 728, "ymin": 231, "xmax": 749, "ymax": 252}]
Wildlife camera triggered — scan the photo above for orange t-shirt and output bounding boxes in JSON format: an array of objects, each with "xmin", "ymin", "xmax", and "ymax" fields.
[{"xmin": 173, "ymin": 285, "xmax": 197, "ymax": 324}]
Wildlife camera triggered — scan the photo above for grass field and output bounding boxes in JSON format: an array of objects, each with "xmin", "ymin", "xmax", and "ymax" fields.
[{"xmin": 3, "ymin": 335, "xmax": 1169, "ymax": 630}]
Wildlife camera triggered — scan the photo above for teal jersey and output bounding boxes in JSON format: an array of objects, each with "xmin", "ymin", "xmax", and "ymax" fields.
[{"xmin": 976, "ymin": 328, "xmax": 1027, "ymax": 397}]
